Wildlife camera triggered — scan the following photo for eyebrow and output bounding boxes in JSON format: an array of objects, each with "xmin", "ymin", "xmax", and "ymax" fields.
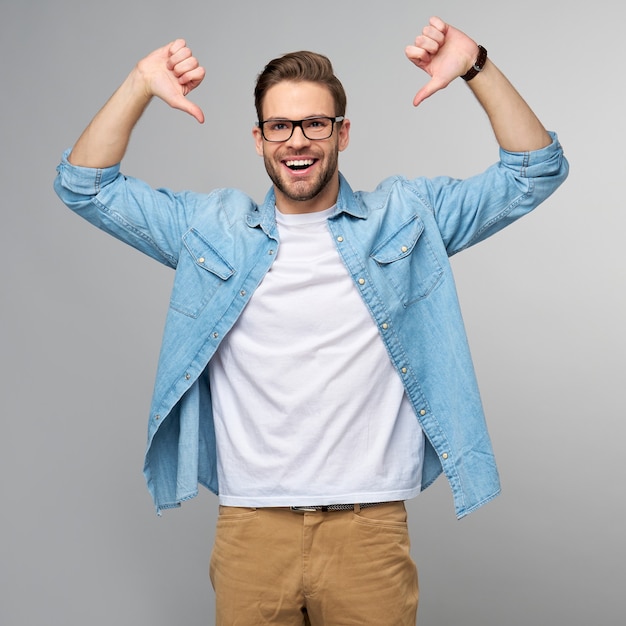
[{"xmin": 262, "ymin": 114, "xmax": 333, "ymax": 121}]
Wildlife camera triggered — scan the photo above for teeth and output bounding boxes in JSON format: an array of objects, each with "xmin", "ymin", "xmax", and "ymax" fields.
[{"xmin": 285, "ymin": 159, "xmax": 314, "ymax": 168}]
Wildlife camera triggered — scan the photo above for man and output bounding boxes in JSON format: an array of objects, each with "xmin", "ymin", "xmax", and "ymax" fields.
[{"xmin": 54, "ymin": 15, "xmax": 568, "ymax": 626}]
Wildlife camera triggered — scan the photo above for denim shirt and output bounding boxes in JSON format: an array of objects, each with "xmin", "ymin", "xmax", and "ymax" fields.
[{"xmin": 54, "ymin": 133, "xmax": 568, "ymax": 518}]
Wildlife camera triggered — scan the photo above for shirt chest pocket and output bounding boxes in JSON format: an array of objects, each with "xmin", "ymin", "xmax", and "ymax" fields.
[
  {"xmin": 169, "ymin": 228, "xmax": 236, "ymax": 318},
  {"xmin": 370, "ymin": 216, "xmax": 444, "ymax": 307}
]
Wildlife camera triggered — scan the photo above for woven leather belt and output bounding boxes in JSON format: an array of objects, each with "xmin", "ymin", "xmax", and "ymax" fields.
[{"xmin": 290, "ymin": 502, "xmax": 384, "ymax": 512}]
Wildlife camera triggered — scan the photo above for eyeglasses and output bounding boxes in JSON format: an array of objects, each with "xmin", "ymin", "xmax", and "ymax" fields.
[{"xmin": 258, "ymin": 116, "xmax": 344, "ymax": 142}]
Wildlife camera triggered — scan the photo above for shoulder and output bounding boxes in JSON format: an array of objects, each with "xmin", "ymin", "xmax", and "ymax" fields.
[{"xmin": 350, "ymin": 175, "xmax": 438, "ymax": 219}]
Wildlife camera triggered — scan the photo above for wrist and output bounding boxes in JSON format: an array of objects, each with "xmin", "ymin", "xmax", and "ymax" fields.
[
  {"xmin": 130, "ymin": 63, "xmax": 158, "ymax": 104},
  {"xmin": 461, "ymin": 45, "xmax": 488, "ymax": 81}
]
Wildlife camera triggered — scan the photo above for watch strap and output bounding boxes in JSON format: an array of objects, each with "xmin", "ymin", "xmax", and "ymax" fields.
[{"xmin": 461, "ymin": 45, "xmax": 488, "ymax": 82}]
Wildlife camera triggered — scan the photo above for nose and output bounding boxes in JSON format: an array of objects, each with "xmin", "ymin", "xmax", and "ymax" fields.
[{"xmin": 286, "ymin": 123, "xmax": 311, "ymax": 148}]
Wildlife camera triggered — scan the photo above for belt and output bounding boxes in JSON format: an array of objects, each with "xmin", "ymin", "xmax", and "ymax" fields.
[{"xmin": 289, "ymin": 502, "xmax": 385, "ymax": 512}]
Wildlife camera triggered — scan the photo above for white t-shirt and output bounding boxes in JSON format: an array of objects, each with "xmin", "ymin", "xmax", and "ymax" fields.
[{"xmin": 209, "ymin": 206, "xmax": 424, "ymax": 506}]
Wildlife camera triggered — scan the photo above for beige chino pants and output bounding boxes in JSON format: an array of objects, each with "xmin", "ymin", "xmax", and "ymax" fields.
[{"xmin": 209, "ymin": 501, "xmax": 419, "ymax": 625}]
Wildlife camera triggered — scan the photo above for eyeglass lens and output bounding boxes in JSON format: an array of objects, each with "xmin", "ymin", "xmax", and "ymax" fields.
[{"xmin": 262, "ymin": 117, "xmax": 338, "ymax": 141}]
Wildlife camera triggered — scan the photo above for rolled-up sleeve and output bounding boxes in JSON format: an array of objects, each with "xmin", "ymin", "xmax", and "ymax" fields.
[
  {"xmin": 421, "ymin": 132, "xmax": 569, "ymax": 255},
  {"xmin": 54, "ymin": 149, "xmax": 203, "ymax": 268}
]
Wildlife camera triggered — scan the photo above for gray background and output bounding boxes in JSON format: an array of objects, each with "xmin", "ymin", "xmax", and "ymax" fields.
[{"xmin": 1, "ymin": 0, "xmax": 623, "ymax": 624}]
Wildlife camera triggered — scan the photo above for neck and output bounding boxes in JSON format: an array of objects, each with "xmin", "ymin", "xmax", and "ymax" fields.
[{"xmin": 274, "ymin": 175, "xmax": 340, "ymax": 215}]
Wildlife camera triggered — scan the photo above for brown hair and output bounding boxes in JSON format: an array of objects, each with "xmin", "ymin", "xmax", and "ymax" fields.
[{"xmin": 254, "ymin": 51, "xmax": 347, "ymax": 122}]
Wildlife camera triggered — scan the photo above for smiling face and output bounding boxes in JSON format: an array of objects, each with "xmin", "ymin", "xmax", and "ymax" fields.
[{"xmin": 253, "ymin": 80, "xmax": 350, "ymax": 214}]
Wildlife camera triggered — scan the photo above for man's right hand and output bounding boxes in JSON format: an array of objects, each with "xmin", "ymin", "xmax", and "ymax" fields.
[
  {"xmin": 68, "ymin": 39, "xmax": 205, "ymax": 168},
  {"xmin": 135, "ymin": 39, "xmax": 206, "ymax": 123}
]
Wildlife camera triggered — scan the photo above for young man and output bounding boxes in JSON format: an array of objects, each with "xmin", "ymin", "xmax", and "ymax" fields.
[{"xmin": 54, "ymin": 16, "xmax": 568, "ymax": 626}]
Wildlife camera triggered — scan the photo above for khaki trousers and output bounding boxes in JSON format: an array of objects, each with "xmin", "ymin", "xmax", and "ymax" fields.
[{"xmin": 209, "ymin": 501, "xmax": 419, "ymax": 625}]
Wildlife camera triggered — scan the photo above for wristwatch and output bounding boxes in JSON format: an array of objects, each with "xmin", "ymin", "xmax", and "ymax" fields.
[{"xmin": 461, "ymin": 45, "xmax": 487, "ymax": 81}]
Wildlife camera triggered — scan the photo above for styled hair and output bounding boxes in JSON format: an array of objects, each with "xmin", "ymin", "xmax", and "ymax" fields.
[{"xmin": 254, "ymin": 51, "xmax": 347, "ymax": 122}]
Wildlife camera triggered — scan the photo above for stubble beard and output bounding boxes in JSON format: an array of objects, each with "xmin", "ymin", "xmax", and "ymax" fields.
[{"xmin": 263, "ymin": 148, "xmax": 339, "ymax": 204}]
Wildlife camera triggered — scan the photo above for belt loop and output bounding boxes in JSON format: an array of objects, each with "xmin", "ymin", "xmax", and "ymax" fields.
[{"xmin": 353, "ymin": 503, "xmax": 361, "ymax": 513}]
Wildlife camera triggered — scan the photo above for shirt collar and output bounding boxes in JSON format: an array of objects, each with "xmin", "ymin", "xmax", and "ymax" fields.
[{"xmin": 247, "ymin": 172, "xmax": 366, "ymax": 233}]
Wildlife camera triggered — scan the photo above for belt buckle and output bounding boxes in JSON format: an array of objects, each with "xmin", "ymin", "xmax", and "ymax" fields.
[{"xmin": 290, "ymin": 506, "xmax": 320, "ymax": 512}]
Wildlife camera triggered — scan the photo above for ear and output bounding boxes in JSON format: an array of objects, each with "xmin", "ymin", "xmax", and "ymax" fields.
[
  {"xmin": 252, "ymin": 125, "xmax": 264, "ymax": 156},
  {"xmin": 337, "ymin": 118, "xmax": 350, "ymax": 152}
]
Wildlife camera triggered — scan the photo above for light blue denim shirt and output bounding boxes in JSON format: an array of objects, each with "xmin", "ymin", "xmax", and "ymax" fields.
[{"xmin": 54, "ymin": 133, "xmax": 568, "ymax": 518}]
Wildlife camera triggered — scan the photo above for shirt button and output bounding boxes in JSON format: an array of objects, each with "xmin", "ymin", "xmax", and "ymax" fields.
[
  {"xmin": 358, "ymin": 278, "xmax": 365, "ymax": 285},
  {"xmin": 155, "ymin": 414, "xmax": 161, "ymax": 421},
  {"xmin": 401, "ymin": 246, "xmax": 408, "ymax": 253},
  {"xmin": 269, "ymin": 249, "xmax": 275, "ymax": 255},
  {"xmin": 212, "ymin": 332, "xmax": 219, "ymax": 339},
  {"xmin": 419, "ymin": 409, "xmax": 426, "ymax": 416},
  {"xmin": 401, "ymin": 367, "xmax": 407, "ymax": 374},
  {"xmin": 185, "ymin": 373, "xmax": 191, "ymax": 380},
  {"xmin": 240, "ymin": 290, "xmax": 246, "ymax": 297},
  {"xmin": 197, "ymin": 257, "xmax": 205, "ymax": 264},
  {"xmin": 442, "ymin": 453, "xmax": 449, "ymax": 460},
  {"xmin": 381, "ymin": 323, "xmax": 389, "ymax": 330},
  {"xmin": 337, "ymin": 236, "xmax": 344, "ymax": 242}
]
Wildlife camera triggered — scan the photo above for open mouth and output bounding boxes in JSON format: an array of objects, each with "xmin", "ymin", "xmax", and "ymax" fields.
[{"xmin": 284, "ymin": 158, "xmax": 316, "ymax": 171}]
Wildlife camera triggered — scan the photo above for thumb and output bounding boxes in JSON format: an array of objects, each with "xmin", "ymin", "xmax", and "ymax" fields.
[
  {"xmin": 184, "ymin": 101, "xmax": 205, "ymax": 124},
  {"xmin": 412, "ymin": 76, "xmax": 446, "ymax": 107},
  {"xmin": 171, "ymin": 94, "xmax": 205, "ymax": 123}
]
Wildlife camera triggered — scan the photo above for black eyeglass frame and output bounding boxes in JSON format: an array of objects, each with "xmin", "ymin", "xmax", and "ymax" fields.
[{"xmin": 257, "ymin": 116, "xmax": 345, "ymax": 142}]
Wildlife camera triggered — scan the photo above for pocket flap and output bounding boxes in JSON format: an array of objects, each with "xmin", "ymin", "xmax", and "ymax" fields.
[
  {"xmin": 182, "ymin": 228, "xmax": 235, "ymax": 280},
  {"xmin": 370, "ymin": 216, "xmax": 424, "ymax": 264}
]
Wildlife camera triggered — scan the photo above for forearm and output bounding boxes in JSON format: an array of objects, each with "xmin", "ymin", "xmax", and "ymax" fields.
[
  {"xmin": 68, "ymin": 68, "xmax": 152, "ymax": 168},
  {"xmin": 466, "ymin": 57, "xmax": 552, "ymax": 152}
]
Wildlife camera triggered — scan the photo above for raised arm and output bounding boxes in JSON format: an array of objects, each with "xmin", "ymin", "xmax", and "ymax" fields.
[
  {"xmin": 405, "ymin": 16, "xmax": 552, "ymax": 152},
  {"xmin": 68, "ymin": 40, "xmax": 206, "ymax": 168}
]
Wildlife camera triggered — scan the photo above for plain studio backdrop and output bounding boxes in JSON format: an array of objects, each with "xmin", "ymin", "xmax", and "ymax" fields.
[{"xmin": 1, "ymin": 1, "xmax": 623, "ymax": 624}]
